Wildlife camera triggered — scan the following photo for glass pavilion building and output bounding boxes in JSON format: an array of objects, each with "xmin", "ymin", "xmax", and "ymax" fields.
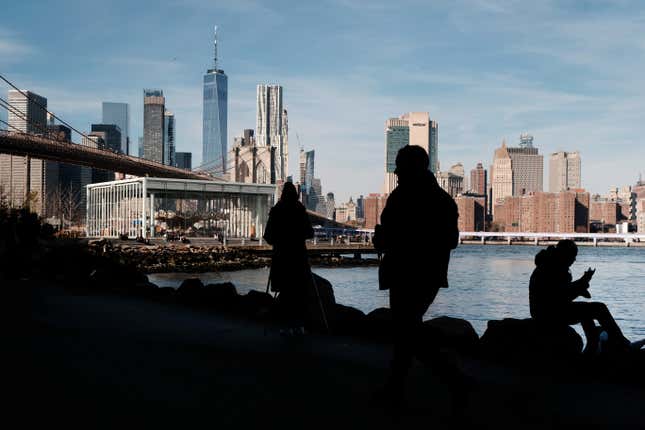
[{"xmin": 86, "ymin": 177, "xmax": 274, "ymax": 239}]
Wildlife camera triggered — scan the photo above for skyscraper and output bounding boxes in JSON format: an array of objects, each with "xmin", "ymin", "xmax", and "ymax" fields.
[
  {"xmin": 401, "ymin": 112, "xmax": 438, "ymax": 173},
  {"xmin": 507, "ymin": 134, "xmax": 543, "ymax": 196},
  {"xmin": 164, "ymin": 111, "xmax": 175, "ymax": 167},
  {"xmin": 202, "ymin": 25, "xmax": 228, "ymax": 174},
  {"xmin": 256, "ymin": 84, "xmax": 288, "ymax": 182},
  {"xmin": 102, "ymin": 102, "xmax": 129, "ymax": 154},
  {"xmin": 298, "ymin": 148, "xmax": 315, "ymax": 209},
  {"xmin": 175, "ymin": 152, "xmax": 192, "ymax": 170},
  {"xmin": 383, "ymin": 113, "xmax": 439, "ymax": 193},
  {"xmin": 91, "ymin": 124, "xmax": 122, "ymax": 153},
  {"xmin": 0, "ymin": 90, "xmax": 58, "ymax": 216},
  {"xmin": 429, "ymin": 120, "xmax": 439, "ymax": 174},
  {"xmin": 491, "ymin": 141, "xmax": 513, "ymax": 216},
  {"xmin": 470, "ymin": 162, "xmax": 487, "ymax": 196},
  {"xmin": 303, "ymin": 150, "xmax": 315, "ymax": 192},
  {"xmin": 86, "ymin": 131, "xmax": 113, "ymax": 183},
  {"xmin": 143, "ymin": 89, "xmax": 165, "ymax": 164},
  {"xmin": 311, "ymin": 178, "xmax": 326, "ymax": 214},
  {"xmin": 384, "ymin": 117, "xmax": 409, "ymax": 194},
  {"xmin": 549, "ymin": 151, "xmax": 581, "ymax": 192}
]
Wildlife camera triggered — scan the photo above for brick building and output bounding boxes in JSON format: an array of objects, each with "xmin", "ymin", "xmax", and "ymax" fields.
[
  {"xmin": 494, "ymin": 190, "xmax": 590, "ymax": 233},
  {"xmin": 455, "ymin": 194, "xmax": 486, "ymax": 232},
  {"xmin": 364, "ymin": 193, "xmax": 389, "ymax": 229}
]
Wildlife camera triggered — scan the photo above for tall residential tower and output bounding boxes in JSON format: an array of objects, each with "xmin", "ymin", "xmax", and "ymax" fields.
[
  {"xmin": 202, "ymin": 25, "xmax": 228, "ymax": 174},
  {"xmin": 143, "ymin": 89, "xmax": 165, "ymax": 164},
  {"xmin": 256, "ymin": 84, "xmax": 288, "ymax": 182},
  {"xmin": 549, "ymin": 151, "xmax": 581, "ymax": 192}
]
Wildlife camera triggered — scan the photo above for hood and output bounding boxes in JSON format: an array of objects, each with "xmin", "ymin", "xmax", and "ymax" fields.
[{"xmin": 534, "ymin": 245, "xmax": 557, "ymax": 267}]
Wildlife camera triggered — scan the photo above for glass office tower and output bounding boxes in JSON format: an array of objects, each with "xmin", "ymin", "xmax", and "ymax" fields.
[
  {"xmin": 102, "ymin": 102, "xmax": 129, "ymax": 154},
  {"xmin": 202, "ymin": 26, "xmax": 228, "ymax": 174},
  {"xmin": 164, "ymin": 111, "xmax": 175, "ymax": 167}
]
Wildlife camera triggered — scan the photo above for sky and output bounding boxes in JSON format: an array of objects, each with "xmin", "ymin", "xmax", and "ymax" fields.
[{"xmin": 1, "ymin": 0, "xmax": 644, "ymax": 202}]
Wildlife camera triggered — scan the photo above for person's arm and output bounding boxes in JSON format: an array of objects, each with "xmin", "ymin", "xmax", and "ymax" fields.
[
  {"xmin": 303, "ymin": 209, "xmax": 314, "ymax": 240},
  {"xmin": 372, "ymin": 193, "xmax": 396, "ymax": 252},
  {"xmin": 447, "ymin": 198, "xmax": 459, "ymax": 250},
  {"xmin": 568, "ymin": 268, "xmax": 594, "ymax": 299}
]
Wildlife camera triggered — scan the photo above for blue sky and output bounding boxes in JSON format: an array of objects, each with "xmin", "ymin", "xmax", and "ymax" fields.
[{"xmin": 1, "ymin": 0, "xmax": 644, "ymax": 202}]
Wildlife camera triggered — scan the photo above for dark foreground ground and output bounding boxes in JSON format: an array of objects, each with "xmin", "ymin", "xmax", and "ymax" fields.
[{"xmin": 30, "ymin": 281, "xmax": 644, "ymax": 430}]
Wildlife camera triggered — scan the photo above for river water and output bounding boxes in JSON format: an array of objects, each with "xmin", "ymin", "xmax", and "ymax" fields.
[{"xmin": 149, "ymin": 245, "xmax": 645, "ymax": 340}]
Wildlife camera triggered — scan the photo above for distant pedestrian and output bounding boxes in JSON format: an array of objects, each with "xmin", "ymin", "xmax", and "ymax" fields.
[
  {"xmin": 264, "ymin": 182, "xmax": 314, "ymax": 336},
  {"xmin": 373, "ymin": 145, "xmax": 464, "ymax": 413}
]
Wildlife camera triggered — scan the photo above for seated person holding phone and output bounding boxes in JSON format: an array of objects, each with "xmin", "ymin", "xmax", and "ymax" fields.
[{"xmin": 529, "ymin": 240, "xmax": 640, "ymax": 354}]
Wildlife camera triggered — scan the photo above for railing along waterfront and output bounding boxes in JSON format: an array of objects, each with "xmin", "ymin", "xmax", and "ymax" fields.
[{"xmin": 458, "ymin": 232, "xmax": 645, "ymax": 246}]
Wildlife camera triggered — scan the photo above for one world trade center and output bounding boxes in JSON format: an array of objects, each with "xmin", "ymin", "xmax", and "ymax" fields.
[{"xmin": 202, "ymin": 26, "xmax": 228, "ymax": 174}]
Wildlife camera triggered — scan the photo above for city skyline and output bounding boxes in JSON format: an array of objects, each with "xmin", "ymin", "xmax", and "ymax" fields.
[{"xmin": 2, "ymin": 1, "xmax": 645, "ymax": 202}]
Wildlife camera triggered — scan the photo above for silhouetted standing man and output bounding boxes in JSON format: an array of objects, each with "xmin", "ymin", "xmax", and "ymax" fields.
[
  {"xmin": 373, "ymin": 145, "xmax": 460, "ymax": 408},
  {"xmin": 264, "ymin": 182, "xmax": 314, "ymax": 335}
]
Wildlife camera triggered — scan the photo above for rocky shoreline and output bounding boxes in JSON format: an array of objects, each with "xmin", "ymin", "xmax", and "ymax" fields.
[
  {"xmin": 87, "ymin": 239, "xmax": 380, "ymax": 273},
  {"xmin": 23, "ymin": 239, "xmax": 628, "ymax": 386}
]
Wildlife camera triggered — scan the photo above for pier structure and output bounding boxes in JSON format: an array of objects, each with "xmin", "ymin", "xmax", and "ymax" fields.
[{"xmin": 86, "ymin": 177, "xmax": 275, "ymax": 239}]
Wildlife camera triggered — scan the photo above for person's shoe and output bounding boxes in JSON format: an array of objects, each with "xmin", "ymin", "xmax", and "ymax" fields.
[{"xmin": 629, "ymin": 338, "xmax": 645, "ymax": 351}]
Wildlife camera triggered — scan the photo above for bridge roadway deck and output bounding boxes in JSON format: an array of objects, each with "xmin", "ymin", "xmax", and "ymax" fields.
[{"xmin": 0, "ymin": 131, "xmax": 217, "ymax": 180}]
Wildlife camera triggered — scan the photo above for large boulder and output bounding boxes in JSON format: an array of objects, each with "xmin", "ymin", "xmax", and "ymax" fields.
[
  {"xmin": 239, "ymin": 290, "xmax": 275, "ymax": 318},
  {"xmin": 480, "ymin": 318, "xmax": 582, "ymax": 363},
  {"xmin": 332, "ymin": 304, "xmax": 366, "ymax": 335},
  {"xmin": 202, "ymin": 282, "xmax": 239, "ymax": 309},
  {"xmin": 364, "ymin": 307, "xmax": 393, "ymax": 341},
  {"xmin": 176, "ymin": 278, "xmax": 205, "ymax": 303},
  {"xmin": 304, "ymin": 273, "xmax": 336, "ymax": 332},
  {"xmin": 130, "ymin": 281, "xmax": 160, "ymax": 298},
  {"xmin": 422, "ymin": 316, "xmax": 480, "ymax": 355}
]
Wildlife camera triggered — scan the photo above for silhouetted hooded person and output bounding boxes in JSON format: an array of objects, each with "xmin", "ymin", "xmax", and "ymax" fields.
[
  {"xmin": 529, "ymin": 240, "xmax": 633, "ymax": 353},
  {"xmin": 263, "ymin": 182, "xmax": 314, "ymax": 333},
  {"xmin": 373, "ymin": 145, "xmax": 461, "ymax": 410}
]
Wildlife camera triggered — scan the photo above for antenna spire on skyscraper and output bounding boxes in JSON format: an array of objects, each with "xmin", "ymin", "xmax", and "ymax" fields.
[{"xmin": 213, "ymin": 25, "xmax": 218, "ymax": 69}]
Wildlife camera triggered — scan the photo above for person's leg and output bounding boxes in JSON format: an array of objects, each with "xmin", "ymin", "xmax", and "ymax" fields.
[
  {"xmin": 567, "ymin": 302, "xmax": 630, "ymax": 348},
  {"xmin": 384, "ymin": 288, "xmax": 416, "ymax": 409},
  {"xmin": 579, "ymin": 319, "xmax": 600, "ymax": 355}
]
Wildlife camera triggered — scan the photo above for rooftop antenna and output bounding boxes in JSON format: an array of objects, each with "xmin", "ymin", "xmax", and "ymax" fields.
[{"xmin": 213, "ymin": 25, "xmax": 218, "ymax": 70}]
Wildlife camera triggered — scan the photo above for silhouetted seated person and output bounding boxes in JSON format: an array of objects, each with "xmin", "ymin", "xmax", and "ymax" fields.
[
  {"xmin": 529, "ymin": 240, "xmax": 635, "ymax": 354},
  {"xmin": 373, "ymin": 145, "xmax": 464, "ymax": 410},
  {"xmin": 263, "ymin": 182, "xmax": 314, "ymax": 337}
]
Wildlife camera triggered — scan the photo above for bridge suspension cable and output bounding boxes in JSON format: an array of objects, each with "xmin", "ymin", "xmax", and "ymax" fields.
[
  {"xmin": 0, "ymin": 96, "xmax": 55, "ymax": 138},
  {"xmin": 0, "ymin": 73, "xmax": 93, "ymax": 143},
  {"xmin": 0, "ymin": 118, "xmax": 25, "ymax": 134}
]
